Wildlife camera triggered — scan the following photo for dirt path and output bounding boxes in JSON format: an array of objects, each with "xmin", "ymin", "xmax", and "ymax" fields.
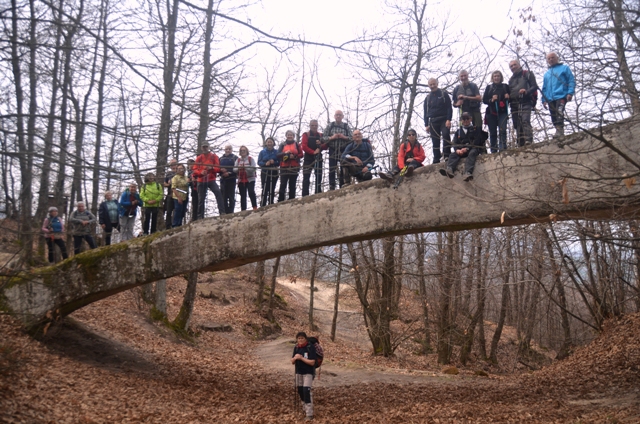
[{"xmin": 257, "ymin": 277, "xmax": 481, "ymax": 388}]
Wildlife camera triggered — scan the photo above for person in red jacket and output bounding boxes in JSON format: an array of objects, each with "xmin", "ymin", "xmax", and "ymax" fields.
[
  {"xmin": 301, "ymin": 119, "xmax": 326, "ymax": 196},
  {"xmin": 193, "ymin": 142, "xmax": 226, "ymax": 219},
  {"xmin": 277, "ymin": 130, "xmax": 303, "ymax": 202},
  {"xmin": 380, "ymin": 129, "xmax": 426, "ymax": 181}
]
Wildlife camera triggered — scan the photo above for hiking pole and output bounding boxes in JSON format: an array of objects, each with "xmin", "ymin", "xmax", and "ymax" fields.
[{"xmin": 393, "ymin": 165, "xmax": 409, "ymax": 190}]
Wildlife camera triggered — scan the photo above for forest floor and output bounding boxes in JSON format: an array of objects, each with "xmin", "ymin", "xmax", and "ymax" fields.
[{"xmin": 1, "ymin": 268, "xmax": 639, "ymax": 423}]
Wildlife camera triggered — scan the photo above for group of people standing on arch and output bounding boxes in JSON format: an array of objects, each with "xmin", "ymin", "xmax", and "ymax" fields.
[{"xmin": 42, "ymin": 53, "xmax": 574, "ymax": 263}]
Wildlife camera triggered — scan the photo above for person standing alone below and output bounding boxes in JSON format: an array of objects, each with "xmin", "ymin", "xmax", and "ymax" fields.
[
  {"xmin": 424, "ymin": 78, "xmax": 453, "ymax": 163},
  {"xmin": 291, "ymin": 332, "xmax": 317, "ymax": 421},
  {"xmin": 542, "ymin": 52, "xmax": 575, "ymax": 139}
]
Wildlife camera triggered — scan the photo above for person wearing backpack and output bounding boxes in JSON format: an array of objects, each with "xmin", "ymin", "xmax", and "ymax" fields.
[
  {"xmin": 542, "ymin": 52, "xmax": 575, "ymax": 139},
  {"xmin": 341, "ymin": 129, "xmax": 375, "ymax": 185},
  {"xmin": 379, "ymin": 129, "xmax": 425, "ymax": 182},
  {"xmin": 42, "ymin": 206, "xmax": 69, "ymax": 263},
  {"xmin": 508, "ymin": 59, "xmax": 539, "ymax": 146},
  {"xmin": 277, "ymin": 130, "xmax": 303, "ymax": 202},
  {"xmin": 234, "ymin": 146, "xmax": 258, "ymax": 211},
  {"xmin": 69, "ymin": 201, "xmax": 97, "ymax": 255},
  {"xmin": 322, "ymin": 110, "xmax": 352, "ymax": 190},
  {"xmin": 453, "ymin": 70, "xmax": 483, "ymax": 128},
  {"xmin": 483, "ymin": 70, "xmax": 511, "ymax": 153},
  {"xmin": 423, "ymin": 78, "xmax": 453, "ymax": 164},
  {"xmin": 140, "ymin": 172, "xmax": 164, "ymax": 235},
  {"xmin": 291, "ymin": 332, "xmax": 317, "ymax": 421}
]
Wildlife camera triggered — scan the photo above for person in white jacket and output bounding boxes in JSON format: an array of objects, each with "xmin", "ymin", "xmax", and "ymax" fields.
[{"xmin": 234, "ymin": 146, "xmax": 258, "ymax": 211}]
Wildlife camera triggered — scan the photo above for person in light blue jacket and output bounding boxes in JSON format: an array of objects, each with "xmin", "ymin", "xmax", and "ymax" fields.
[{"xmin": 542, "ymin": 52, "xmax": 575, "ymax": 139}]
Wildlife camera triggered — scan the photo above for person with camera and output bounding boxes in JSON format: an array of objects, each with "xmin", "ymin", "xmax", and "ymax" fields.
[
  {"xmin": 277, "ymin": 130, "xmax": 303, "ymax": 202},
  {"xmin": 119, "ymin": 182, "xmax": 142, "ymax": 241},
  {"xmin": 301, "ymin": 119, "xmax": 326, "ymax": 196},
  {"xmin": 453, "ymin": 70, "xmax": 483, "ymax": 128}
]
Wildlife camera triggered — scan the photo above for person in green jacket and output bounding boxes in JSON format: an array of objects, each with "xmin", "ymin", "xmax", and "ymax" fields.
[{"xmin": 140, "ymin": 172, "xmax": 164, "ymax": 235}]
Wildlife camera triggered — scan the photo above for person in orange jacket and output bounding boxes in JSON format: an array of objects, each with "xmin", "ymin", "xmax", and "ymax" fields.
[
  {"xmin": 277, "ymin": 130, "xmax": 303, "ymax": 202},
  {"xmin": 193, "ymin": 142, "xmax": 226, "ymax": 219},
  {"xmin": 379, "ymin": 129, "xmax": 426, "ymax": 181}
]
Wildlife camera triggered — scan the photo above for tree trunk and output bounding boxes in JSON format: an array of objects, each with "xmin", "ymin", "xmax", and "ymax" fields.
[
  {"xmin": 173, "ymin": 273, "xmax": 197, "ymax": 330},
  {"xmin": 330, "ymin": 245, "xmax": 343, "ymax": 342},
  {"xmin": 255, "ymin": 260, "xmax": 266, "ymax": 310},
  {"xmin": 416, "ymin": 234, "xmax": 431, "ymax": 353},
  {"xmin": 267, "ymin": 256, "xmax": 281, "ymax": 322},
  {"xmin": 309, "ymin": 248, "xmax": 320, "ymax": 331},
  {"xmin": 437, "ymin": 232, "xmax": 454, "ymax": 365},
  {"xmin": 489, "ymin": 229, "xmax": 513, "ymax": 364}
]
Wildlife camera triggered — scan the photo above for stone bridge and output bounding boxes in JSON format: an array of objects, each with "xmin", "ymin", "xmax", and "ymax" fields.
[{"xmin": 2, "ymin": 118, "xmax": 640, "ymax": 329}]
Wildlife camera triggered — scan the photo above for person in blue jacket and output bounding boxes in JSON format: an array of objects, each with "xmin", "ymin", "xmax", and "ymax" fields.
[
  {"xmin": 542, "ymin": 52, "xmax": 575, "ymax": 139},
  {"xmin": 341, "ymin": 129, "xmax": 375, "ymax": 185},
  {"xmin": 119, "ymin": 182, "xmax": 142, "ymax": 241},
  {"xmin": 258, "ymin": 137, "xmax": 280, "ymax": 206}
]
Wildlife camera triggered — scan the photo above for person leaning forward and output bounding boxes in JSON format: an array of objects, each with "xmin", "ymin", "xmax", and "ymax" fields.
[
  {"xmin": 322, "ymin": 110, "xmax": 352, "ymax": 190},
  {"xmin": 424, "ymin": 78, "xmax": 453, "ymax": 164},
  {"xmin": 341, "ymin": 129, "xmax": 375, "ymax": 185},
  {"xmin": 439, "ymin": 112, "xmax": 486, "ymax": 182}
]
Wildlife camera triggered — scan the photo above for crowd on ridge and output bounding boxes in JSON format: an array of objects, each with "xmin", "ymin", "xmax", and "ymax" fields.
[{"xmin": 42, "ymin": 53, "xmax": 575, "ymax": 263}]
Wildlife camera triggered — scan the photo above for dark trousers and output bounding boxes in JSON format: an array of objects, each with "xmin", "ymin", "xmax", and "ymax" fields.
[
  {"xmin": 342, "ymin": 160, "xmax": 373, "ymax": 182},
  {"xmin": 428, "ymin": 117, "xmax": 451, "ymax": 163},
  {"xmin": 302, "ymin": 154, "xmax": 323, "ymax": 196},
  {"xmin": 103, "ymin": 221, "xmax": 119, "ymax": 246},
  {"xmin": 220, "ymin": 178, "xmax": 237, "ymax": 214},
  {"xmin": 238, "ymin": 181, "xmax": 257, "ymax": 210},
  {"xmin": 46, "ymin": 238, "xmax": 68, "ymax": 263},
  {"xmin": 143, "ymin": 207, "xmax": 159, "ymax": 235},
  {"xmin": 328, "ymin": 153, "xmax": 344, "ymax": 190},
  {"xmin": 164, "ymin": 193, "xmax": 174, "ymax": 229},
  {"xmin": 486, "ymin": 110, "xmax": 508, "ymax": 153},
  {"xmin": 197, "ymin": 180, "xmax": 225, "ymax": 219},
  {"xmin": 448, "ymin": 147, "xmax": 482, "ymax": 175},
  {"xmin": 549, "ymin": 98, "xmax": 567, "ymax": 129},
  {"xmin": 278, "ymin": 168, "xmax": 298, "ymax": 202},
  {"xmin": 260, "ymin": 170, "xmax": 278, "ymax": 206},
  {"xmin": 73, "ymin": 235, "xmax": 97, "ymax": 255},
  {"xmin": 511, "ymin": 103, "xmax": 533, "ymax": 146},
  {"xmin": 173, "ymin": 199, "xmax": 186, "ymax": 227}
]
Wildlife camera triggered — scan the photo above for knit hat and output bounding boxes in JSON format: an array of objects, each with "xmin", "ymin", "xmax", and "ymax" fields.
[{"xmin": 48, "ymin": 206, "xmax": 58, "ymax": 212}]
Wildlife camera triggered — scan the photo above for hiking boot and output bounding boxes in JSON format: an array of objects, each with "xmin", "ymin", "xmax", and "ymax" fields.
[
  {"xmin": 405, "ymin": 166, "xmax": 414, "ymax": 177},
  {"xmin": 463, "ymin": 172, "xmax": 473, "ymax": 182},
  {"xmin": 379, "ymin": 172, "xmax": 394, "ymax": 182},
  {"xmin": 439, "ymin": 167, "xmax": 454, "ymax": 178}
]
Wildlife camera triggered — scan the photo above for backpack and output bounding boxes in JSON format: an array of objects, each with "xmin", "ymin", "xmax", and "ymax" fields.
[
  {"xmin": 307, "ymin": 336, "xmax": 324, "ymax": 368},
  {"xmin": 49, "ymin": 216, "xmax": 62, "ymax": 233},
  {"xmin": 523, "ymin": 70, "xmax": 538, "ymax": 106}
]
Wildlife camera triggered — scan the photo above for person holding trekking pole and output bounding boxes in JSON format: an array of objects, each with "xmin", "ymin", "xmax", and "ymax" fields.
[
  {"xmin": 291, "ymin": 332, "xmax": 317, "ymax": 421},
  {"xmin": 508, "ymin": 59, "xmax": 538, "ymax": 146},
  {"xmin": 424, "ymin": 78, "xmax": 452, "ymax": 164},
  {"xmin": 301, "ymin": 120, "xmax": 326, "ymax": 196},
  {"xmin": 483, "ymin": 70, "xmax": 511, "ymax": 153}
]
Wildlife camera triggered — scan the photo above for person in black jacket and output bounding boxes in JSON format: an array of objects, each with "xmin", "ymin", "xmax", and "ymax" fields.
[
  {"xmin": 98, "ymin": 191, "xmax": 120, "ymax": 245},
  {"xmin": 483, "ymin": 71, "xmax": 511, "ymax": 153},
  {"xmin": 291, "ymin": 332, "xmax": 317, "ymax": 420},
  {"xmin": 219, "ymin": 145, "xmax": 238, "ymax": 214},
  {"xmin": 439, "ymin": 112, "xmax": 485, "ymax": 182},
  {"xmin": 341, "ymin": 130, "xmax": 375, "ymax": 184},
  {"xmin": 423, "ymin": 78, "xmax": 453, "ymax": 164},
  {"xmin": 508, "ymin": 59, "xmax": 539, "ymax": 146}
]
